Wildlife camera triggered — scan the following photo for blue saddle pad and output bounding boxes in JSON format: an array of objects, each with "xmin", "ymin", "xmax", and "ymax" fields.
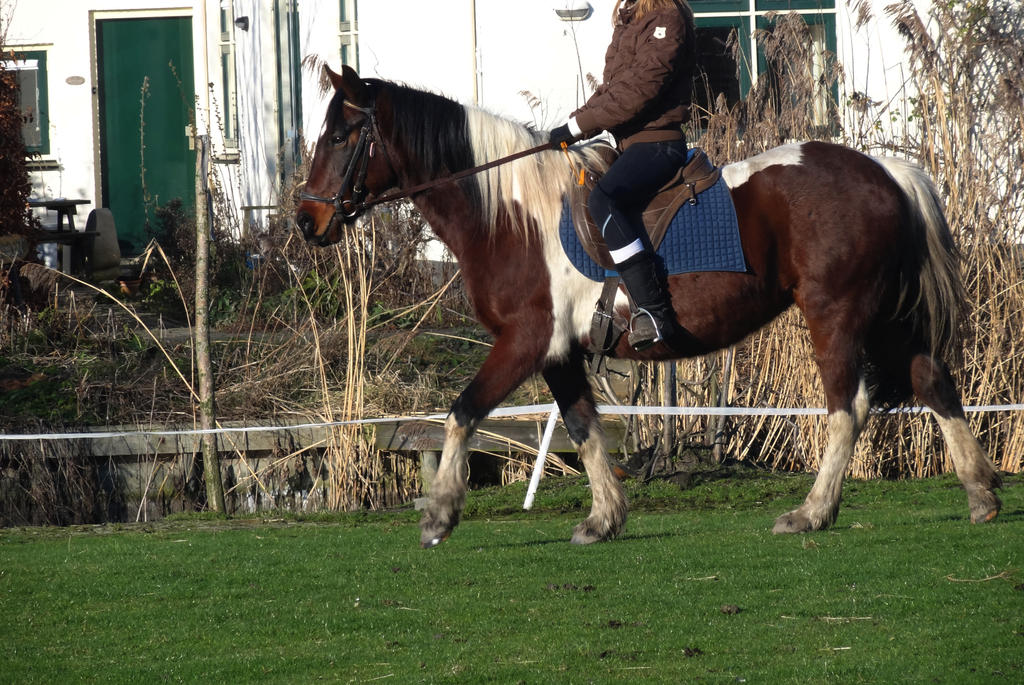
[{"xmin": 558, "ymin": 150, "xmax": 747, "ymax": 281}]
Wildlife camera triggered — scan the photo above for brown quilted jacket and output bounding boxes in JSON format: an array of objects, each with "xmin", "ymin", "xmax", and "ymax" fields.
[{"xmin": 571, "ymin": 1, "xmax": 696, "ymax": 149}]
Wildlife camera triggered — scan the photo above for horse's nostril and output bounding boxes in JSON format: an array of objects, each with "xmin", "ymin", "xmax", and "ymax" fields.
[{"xmin": 296, "ymin": 212, "xmax": 316, "ymax": 240}]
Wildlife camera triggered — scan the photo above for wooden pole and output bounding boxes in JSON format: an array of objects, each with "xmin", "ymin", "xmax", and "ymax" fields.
[
  {"xmin": 661, "ymin": 361, "xmax": 677, "ymax": 457},
  {"xmin": 194, "ymin": 134, "xmax": 225, "ymax": 513},
  {"xmin": 713, "ymin": 347, "xmax": 735, "ymax": 463}
]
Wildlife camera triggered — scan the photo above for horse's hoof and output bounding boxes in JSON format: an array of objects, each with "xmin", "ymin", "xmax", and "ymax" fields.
[
  {"xmin": 421, "ymin": 532, "xmax": 450, "ymax": 549},
  {"xmin": 419, "ymin": 512, "xmax": 456, "ymax": 549},
  {"xmin": 570, "ymin": 529, "xmax": 602, "ymax": 545},
  {"xmin": 968, "ymin": 489, "xmax": 1001, "ymax": 524},
  {"xmin": 419, "ymin": 521, "xmax": 454, "ymax": 549},
  {"xmin": 420, "ymin": 523, "xmax": 453, "ymax": 548},
  {"xmin": 570, "ymin": 518, "xmax": 619, "ymax": 545},
  {"xmin": 772, "ymin": 510, "xmax": 812, "ymax": 534}
]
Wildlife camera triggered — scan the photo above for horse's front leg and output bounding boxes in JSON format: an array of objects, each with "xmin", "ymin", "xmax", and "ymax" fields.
[
  {"xmin": 543, "ymin": 344, "xmax": 627, "ymax": 544},
  {"xmin": 420, "ymin": 328, "xmax": 547, "ymax": 548},
  {"xmin": 419, "ymin": 412, "xmax": 476, "ymax": 548}
]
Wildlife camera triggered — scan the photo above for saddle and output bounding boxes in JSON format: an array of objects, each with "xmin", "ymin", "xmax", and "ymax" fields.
[
  {"xmin": 569, "ymin": 145, "xmax": 721, "ymax": 270},
  {"xmin": 568, "ymin": 145, "xmax": 723, "ymax": 356}
]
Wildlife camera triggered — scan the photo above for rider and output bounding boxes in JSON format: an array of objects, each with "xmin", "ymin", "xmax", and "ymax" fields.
[{"xmin": 549, "ymin": 0, "xmax": 696, "ymax": 350}]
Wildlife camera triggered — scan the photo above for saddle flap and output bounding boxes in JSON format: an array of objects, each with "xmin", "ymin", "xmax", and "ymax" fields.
[
  {"xmin": 642, "ymin": 148, "xmax": 721, "ymax": 248},
  {"xmin": 570, "ymin": 191, "xmax": 615, "ymax": 270}
]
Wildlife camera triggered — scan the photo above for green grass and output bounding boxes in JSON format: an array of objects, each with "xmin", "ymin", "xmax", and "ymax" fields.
[{"xmin": 2, "ymin": 472, "xmax": 1022, "ymax": 683}]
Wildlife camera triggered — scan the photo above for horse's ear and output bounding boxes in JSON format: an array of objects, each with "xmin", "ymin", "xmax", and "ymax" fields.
[{"xmin": 325, "ymin": 64, "xmax": 369, "ymax": 107}]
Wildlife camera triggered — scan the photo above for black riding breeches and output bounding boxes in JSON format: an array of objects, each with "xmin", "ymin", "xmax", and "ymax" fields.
[{"xmin": 588, "ymin": 139, "xmax": 687, "ymax": 264}]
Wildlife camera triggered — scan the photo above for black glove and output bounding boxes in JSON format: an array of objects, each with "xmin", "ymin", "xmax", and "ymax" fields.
[{"xmin": 548, "ymin": 124, "xmax": 576, "ymax": 148}]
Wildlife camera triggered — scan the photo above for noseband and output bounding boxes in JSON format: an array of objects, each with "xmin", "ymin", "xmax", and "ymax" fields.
[{"xmin": 298, "ymin": 98, "xmax": 381, "ymax": 222}]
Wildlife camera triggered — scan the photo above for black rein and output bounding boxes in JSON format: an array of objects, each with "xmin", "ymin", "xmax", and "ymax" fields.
[{"xmin": 299, "ymin": 97, "xmax": 555, "ymax": 222}]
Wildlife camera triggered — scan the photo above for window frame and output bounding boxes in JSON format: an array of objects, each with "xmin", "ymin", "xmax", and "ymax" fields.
[
  {"xmin": 4, "ymin": 48, "xmax": 50, "ymax": 156},
  {"xmin": 689, "ymin": 0, "xmax": 748, "ymax": 11},
  {"xmin": 339, "ymin": 0, "xmax": 359, "ymax": 70},
  {"xmin": 690, "ymin": 2, "xmax": 838, "ymax": 131},
  {"xmin": 755, "ymin": 1, "xmax": 836, "ymax": 11},
  {"xmin": 218, "ymin": 2, "xmax": 240, "ymax": 155}
]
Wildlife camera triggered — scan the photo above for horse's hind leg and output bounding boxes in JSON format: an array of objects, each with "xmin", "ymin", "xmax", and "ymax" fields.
[
  {"xmin": 910, "ymin": 353, "xmax": 1001, "ymax": 522},
  {"xmin": 773, "ymin": 379, "xmax": 871, "ymax": 533},
  {"xmin": 774, "ymin": 328, "xmax": 872, "ymax": 534},
  {"xmin": 543, "ymin": 345, "xmax": 627, "ymax": 544}
]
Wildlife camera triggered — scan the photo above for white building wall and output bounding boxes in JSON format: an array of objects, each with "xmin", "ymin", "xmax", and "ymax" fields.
[
  {"xmin": 225, "ymin": 0, "xmax": 284, "ymax": 225},
  {"xmin": 835, "ymin": 0, "xmax": 935, "ymax": 146},
  {"xmin": 295, "ymin": 0, "xmax": 341, "ymax": 137},
  {"xmin": 8, "ymin": 2, "xmax": 193, "ymax": 218},
  {"xmin": 334, "ymin": 1, "xmax": 933, "ymax": 144},
  {"xmin": 348, "ymin": 0, "xmax": 617, "ymax": 131}
]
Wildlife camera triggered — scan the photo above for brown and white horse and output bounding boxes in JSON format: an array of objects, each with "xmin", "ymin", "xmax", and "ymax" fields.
[{"xmin": 296, "ymin": 66, "xmax": 1001, "ymax": 547}]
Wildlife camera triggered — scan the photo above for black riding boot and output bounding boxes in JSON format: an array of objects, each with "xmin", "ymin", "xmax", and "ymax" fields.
[{"xmin": 617, "ymin": 251, "xmax": 680, "ymax": 351}]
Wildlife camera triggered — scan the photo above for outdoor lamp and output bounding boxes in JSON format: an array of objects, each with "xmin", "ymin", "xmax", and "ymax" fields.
[{"xmin": 554, "ymin": 0, "xmax": 592, "ymax": 21}]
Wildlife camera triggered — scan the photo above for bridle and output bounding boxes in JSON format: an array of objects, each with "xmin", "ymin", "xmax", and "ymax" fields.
[
  {"xmin": 298, "ymin": 98, "xmax": 381, "ymax": 222},
  {"xmin": 298, "ymin": 88, "xmax": 557, "ymax": 225}
]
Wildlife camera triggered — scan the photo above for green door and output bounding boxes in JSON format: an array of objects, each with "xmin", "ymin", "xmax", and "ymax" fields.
[{"xmin": 97, "ymin": 17, "xmax": 195, "ymax": 253}]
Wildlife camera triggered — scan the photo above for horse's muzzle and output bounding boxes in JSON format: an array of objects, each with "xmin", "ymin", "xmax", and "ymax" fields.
[{"xmin": 295, "ymin": 210, "xmax": 323, "ymax": 244}]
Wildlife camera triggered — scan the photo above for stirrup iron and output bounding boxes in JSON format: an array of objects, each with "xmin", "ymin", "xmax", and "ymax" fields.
[{"xmin": 628, "ymin": 307, "xmax": 666, "ymax": 351}]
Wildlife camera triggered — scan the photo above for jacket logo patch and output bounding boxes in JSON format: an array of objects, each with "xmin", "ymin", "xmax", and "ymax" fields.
[{"xmin": 653, "ymin": 26, "xmax": 666, "ymax": 39}]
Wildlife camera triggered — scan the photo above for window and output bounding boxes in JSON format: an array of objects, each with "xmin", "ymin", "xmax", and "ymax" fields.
[
  {"xmin": 275, "ymin": 0, "xmax": 303, "ymax": 178},
  {"xmin": 339, "ymin": 0, "xmax": 359, "ymax": 70},
  {"xmin": 691, "ymin": 16, "xmax": 752, "ymax": 119},
  {"xmin": 756, "ymin": 14, "xmax": 836, "ymax": 130},
  {"xmin": 689, "ymin": 1, "xmax": 837, "ymax": 132},
  {"xmin": 218, "ymin": 1, "xmax": 239, "ymax": 152},
  {"xmin": 3, "ymin": 49, "xmax": 50, "ymax": 155}
]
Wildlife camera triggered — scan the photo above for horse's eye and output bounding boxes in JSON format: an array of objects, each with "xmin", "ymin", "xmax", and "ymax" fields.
[{"xmin": 330, "ymin": 134, "xmax": 345, "ymax": 146}]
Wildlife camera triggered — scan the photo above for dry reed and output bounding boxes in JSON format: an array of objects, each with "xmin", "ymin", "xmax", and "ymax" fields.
[{"xmin": 657, "ymin": 2, "xmax": 1023, "ymax": 476}]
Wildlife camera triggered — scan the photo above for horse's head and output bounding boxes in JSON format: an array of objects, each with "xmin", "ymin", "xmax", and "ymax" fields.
[{"xmin": 295, "ymin": 65, "xmax": 397, "ymax": 246}]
